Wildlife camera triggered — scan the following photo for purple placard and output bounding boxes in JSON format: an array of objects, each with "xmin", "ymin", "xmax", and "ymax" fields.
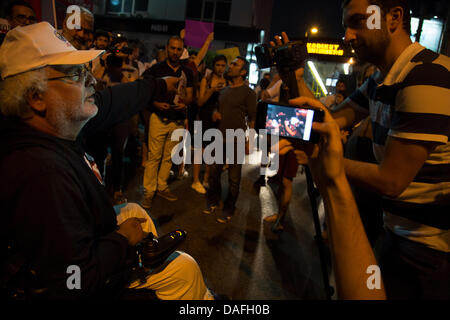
[{"xmin": 184, "ymin": 20, "xmax": 214, "ymax": 49}]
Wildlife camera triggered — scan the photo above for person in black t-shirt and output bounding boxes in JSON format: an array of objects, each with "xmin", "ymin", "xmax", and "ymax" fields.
[{"xmin": 142, "ymin": 36, "xmax": 194, "ymax": 208}]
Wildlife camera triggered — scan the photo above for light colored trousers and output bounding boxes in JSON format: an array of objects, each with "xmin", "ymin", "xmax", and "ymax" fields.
[
  {"xmin": 116, "ymin": 203, "xmax": 213, "ymax": 300},
  {"xmin": 143, "ymin": 113, "xmax": 183, "ymax": 197}
]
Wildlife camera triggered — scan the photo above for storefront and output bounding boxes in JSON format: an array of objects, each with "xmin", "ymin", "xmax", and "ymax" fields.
[{"xmin": 302, "ymin": 38, "xmax": 356, "ymax": 98}]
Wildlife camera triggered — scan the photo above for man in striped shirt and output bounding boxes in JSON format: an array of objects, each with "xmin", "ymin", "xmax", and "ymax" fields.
[{"xmin": 333, "ymin": 0, "xmax": 449, "ymax": 299}]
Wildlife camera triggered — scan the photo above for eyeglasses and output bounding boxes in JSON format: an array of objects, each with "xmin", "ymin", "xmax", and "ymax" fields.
[
  {"xmin": 13, "ymin": 14, "xmax": 38, "ymax": 24},
  {"xmin": 47, "ymin": 67, "xmax": 94, "ymax": 86}
]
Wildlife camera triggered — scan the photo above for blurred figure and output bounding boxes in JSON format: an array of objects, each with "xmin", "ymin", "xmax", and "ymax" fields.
[
  {"xmin": 148, "ymin": 47, "xmax": 167, "ymax": 68},
  {"xmin": 112, "ymin": 38, "xmax": 139, "ymax": 81},
  {"xmin": 91, "ymin": 30, "xmax": 111, "ymax": 86},
  {"xmin": 344, "ymin": 63, "xmax": 382, "ymax": 246},
  {"xmin": 93, "ymin": 29, "xmax": 110, "ymax": 50},
  {"xmin": 61, "ymin": 6, "xmax": 94, "ymax": 50},
  {"xmin": 204, "ymin": 57, "xmax": 257, "ymax": 224},
  {"xmin": 320, "ymin": 79, "xmax": 347, "ymax": 109},
  {"xmin": 128, "ymin": 39, "xmax": 149, "ymax": 77},
  {"xmin": 104, "ymin": 40, "xmax": 139, "ymax": 204},
  {"xmin": 0, "ymin": 0, "xmax": 37, "ymax": 45},
  {"xmin": 254, "ymin": 72, "xmax": 272, "ymax": 100},
  {"xmin": 196, "ymin": 54, "xmax": 228, "ymax": 192},
  {"xmin": 142, "ymin": 35, "xmax": 194, "ymax": 209},
  {"xmin": 5, "ymin": 0, "xmax": 37, "ymax": 29},
  {"xmin": 359, "ymin": 64, "xmax": 377, "ymax": 87},
  {"xmin": 86, "ymin": 31, "xmax": 94, "ymax": 49}
]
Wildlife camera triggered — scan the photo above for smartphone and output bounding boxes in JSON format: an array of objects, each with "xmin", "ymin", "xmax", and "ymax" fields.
[{"xmin": 256, "ymin": 101, "xmax": 324, "ymax": 143}]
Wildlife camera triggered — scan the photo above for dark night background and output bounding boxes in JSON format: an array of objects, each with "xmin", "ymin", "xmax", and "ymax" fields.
[
  {"xmin": 270, "ymin": 0, "xmax": 346, "ymax": 40},
  {"xmin": 269, "ymin": 0, "xmax": 449, "ymax": 41}
]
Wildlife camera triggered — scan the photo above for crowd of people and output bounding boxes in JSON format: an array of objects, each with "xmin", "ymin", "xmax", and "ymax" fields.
[{"xmin": 0, "ymin": 0, "xmax": 448, "ymax": 301}]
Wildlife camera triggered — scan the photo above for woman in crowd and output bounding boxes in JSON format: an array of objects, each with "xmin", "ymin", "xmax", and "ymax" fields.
[{"xmin": 196, "ymin": 54, "xmax": 228, "ymax": 190}]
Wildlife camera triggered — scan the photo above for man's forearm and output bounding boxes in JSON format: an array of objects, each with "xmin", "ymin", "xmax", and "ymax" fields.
[
  {"xmin": 343, "ymin": 158, "xmax": 393, "ymax": 196},
  {"xmin": 195, "ymin": 37, "xmax": 213, "ymax": 67},
  {"xmin": 322, "ymin": 174, "xmax": 386, "ymax": 300},
  {"xmin": 185, "ymin": 88, "xmax": 194, "ymax": 106},
  {"xmin": 331, "ymin": 99, "xmax": 368, "ymax": 130}
]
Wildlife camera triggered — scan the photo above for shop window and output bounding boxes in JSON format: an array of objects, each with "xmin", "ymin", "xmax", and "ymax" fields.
[
  {"xmin": 186, "ymin": 0, "xmax": 232, "ymax": 23},
  {"xmin": 107, "ymin": 0, "xmax": 149, "ymax": 15}
]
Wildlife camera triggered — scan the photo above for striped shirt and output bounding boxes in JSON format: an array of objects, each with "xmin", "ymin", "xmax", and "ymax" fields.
[{"xmin": 347, "ymin": 42, "xmax": 450, "ymax": 252}]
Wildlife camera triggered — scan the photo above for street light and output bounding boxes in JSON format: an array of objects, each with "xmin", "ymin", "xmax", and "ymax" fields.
[{"xmin": 305, "ymin": 27, "xmax": 319, "ymax": 38}]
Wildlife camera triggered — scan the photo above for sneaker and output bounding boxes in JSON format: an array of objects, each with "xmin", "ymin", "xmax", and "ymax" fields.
[
  {"xmin": 191, "ymin": 181, "xmax": 206, "ymax": 194},
  {"xmin": 157, "ymin": 189, "xmax": 178, "ymax": 201},
  {"xmin": 216, "ymin": 212, "xmax": 232, "ymax": 224},
  {"xmin": 202, "ymin": 181, "xmax": 209, "ymax": 189},
  {"xmin": 263, "ymin": 214, "xmax": 279, "ymax": 223},
  {"xmin": 177, "ymin": 169, "xmax": 189, "ymax": 180},
  {"xmin": 254, "ymin": 175, "xmax": 266, "ymax": 187},
  {"xmin": 203, "ymin": 205, "xmax": 217, "ymax": 215},
  {"xmin": 141, "ymin": 196, "xmax": 152, "ymax": 209}
]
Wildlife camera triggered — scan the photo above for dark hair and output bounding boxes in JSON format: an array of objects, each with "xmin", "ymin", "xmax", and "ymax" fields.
[
  {"xmin": 112, "ymin": 37, "xmax": 128, "ymax": 46},
  {"xmin": 342, "ymin": 0, "xmax": 411, "ymax": 35},
  {"xmin": 128, "ymin": 39, "xmax": 147, "ymax": 60},
  {"xmin": 188, "ymin": 49, "xmax": 198, "ymax": 56},
  {"xmin": 106, "ymin": 54, "xmax": 123, "ymax": 69},
  {"xmin": 6, "ymin": 0, "xmax": 36, "ymax": 17},
  {"xmin": 259, "ymin": 77, "xmax": 271, "ymax": 90},
  {"xmin": 94, "ymin": 30, "xmax": 109, "ymax": 41},
  {"xmin": 213, "ymin": 54, "xmax": 227, "ymax": 66},
  {"xmin": 236, "ymin": 56, "xmax": 249, "ymax": 79},
  {"xmin": 166, "ymin": 35, "xmax": 183, "ymax": 46}
]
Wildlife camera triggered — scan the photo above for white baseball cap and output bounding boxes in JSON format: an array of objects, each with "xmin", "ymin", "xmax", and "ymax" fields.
[{"xmin": 0, "ymin": 21, "xmax": 103, "ymax": 79}]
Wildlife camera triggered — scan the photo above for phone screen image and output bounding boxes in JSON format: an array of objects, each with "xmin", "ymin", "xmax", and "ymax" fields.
[{"xmin": 265, "ymin": 103, "xmax": 315, "ymax": 141}]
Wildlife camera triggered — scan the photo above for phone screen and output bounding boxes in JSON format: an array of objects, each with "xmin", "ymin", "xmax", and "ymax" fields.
[{"xmin": 265, "ymin": 103, "xmax": 316, "ymax": 141}]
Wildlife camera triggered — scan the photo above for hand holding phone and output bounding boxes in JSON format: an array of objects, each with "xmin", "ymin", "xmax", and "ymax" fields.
[
  {"xmin": 256, "ymin": 100, "xmax": 324, "ymax": 143},
  {"xmin": 288, "ymin": 96, "xmax": 345, "ymax": 183}
]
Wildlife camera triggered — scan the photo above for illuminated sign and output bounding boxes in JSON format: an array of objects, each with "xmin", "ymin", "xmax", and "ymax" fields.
[{"xmin": 307, "ymin": 42, "xmax": 344, "ymax": 56}]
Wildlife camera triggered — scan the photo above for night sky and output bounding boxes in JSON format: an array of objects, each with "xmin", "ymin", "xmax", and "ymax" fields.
[{"xmin": 270, "ymin": 0, "xmax": 346, "ymax": 40}]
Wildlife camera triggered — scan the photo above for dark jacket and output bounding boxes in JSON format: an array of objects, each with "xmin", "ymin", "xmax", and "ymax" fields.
[{"xmin": 0, "ymin": 76, "xmax": 166, "ymax": 299}]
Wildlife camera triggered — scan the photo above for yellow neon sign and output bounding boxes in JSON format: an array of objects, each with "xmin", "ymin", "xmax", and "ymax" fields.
[{"xmin": 307, "ymin": 43, "xmax": 344, "ymax": 56}]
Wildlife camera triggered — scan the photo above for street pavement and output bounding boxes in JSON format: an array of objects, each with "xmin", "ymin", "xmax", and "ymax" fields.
[{"xmin": 123, "ymin": 153, "xmax": 335, "ymax": 300}]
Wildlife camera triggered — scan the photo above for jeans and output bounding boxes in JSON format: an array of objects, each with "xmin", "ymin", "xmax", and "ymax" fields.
[
  {"xmin": 379, "ymin": 229, "xmax": 450, "ymax": 300},
  {"xmin": 207, "ymin": 142, "xmax": 244, "ymax": 215}
]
